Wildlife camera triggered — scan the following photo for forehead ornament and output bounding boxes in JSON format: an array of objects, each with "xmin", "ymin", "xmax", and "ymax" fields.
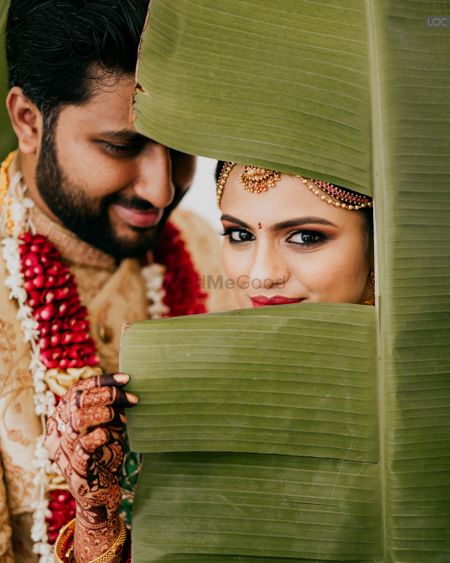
[
  {"xmin": 297, "ymin": 177, "xmax": 373, "ymax": 210},
  {"xmin": 240, "ymin": 166, "xmax": 281, "ymax": 194},
  {"xmin": 216, "ymin": 162, "xmax": 372, "ymax": 210}
]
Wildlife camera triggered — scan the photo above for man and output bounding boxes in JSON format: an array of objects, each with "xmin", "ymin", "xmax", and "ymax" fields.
[{"xmin": 0, "ymin": 1, "xmax": 234, "ymax": 559}]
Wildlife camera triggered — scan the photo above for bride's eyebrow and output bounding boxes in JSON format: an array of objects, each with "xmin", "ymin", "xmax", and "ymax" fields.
[
  {"xmin": 272, "ymin": 217, "xmax": 337, "ymax": 231},
  {"xmin": 220, "ymin": 214, "xmax": 250, "ymax": 229}
]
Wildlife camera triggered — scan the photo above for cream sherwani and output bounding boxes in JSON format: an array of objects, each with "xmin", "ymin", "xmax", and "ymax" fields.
[{"xmin": 0, "ymin": 158, "xmax": 236, "ymax": 560}]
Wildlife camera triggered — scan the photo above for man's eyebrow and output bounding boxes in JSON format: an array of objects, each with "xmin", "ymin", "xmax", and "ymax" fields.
[
  {"xmin": 271, "ymin": 217, "xmax": 338, "ymax": 230},
  {"xmin": 100, "ymin": 130, "xmax": 150, "ymax": 143},
  {"xmin": 220, "ymin": 214, "xmax": 251, "ymax": 229}
]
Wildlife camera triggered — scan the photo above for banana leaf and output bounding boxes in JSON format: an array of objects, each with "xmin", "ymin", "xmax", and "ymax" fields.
[
  {"xmin": 136, "ymin": 0, "xmax": 372, "ymax": 194},
  {"xmin": 123, "ymin": 0, "xmax": 450, "ymax": 561},
  {"xmin": 122, "ymin": 305, "xmax": 381, "ymax": 561},
  {"xmin": 0, "ymin": 0, "xmax": 15, "ymax": 160}
]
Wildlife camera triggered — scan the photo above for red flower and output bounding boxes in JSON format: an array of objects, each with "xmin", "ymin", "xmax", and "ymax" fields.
[
  {"xmin": 19, "ymin": 233, "xmax": 100, "ymax": 371},
  {"xmin": 154, "ymin": 222, "xmax": 208, "ymax": 317},
  {"xmin": 46, "ymin": 489, "xmax": 76, "ymax": 544}
]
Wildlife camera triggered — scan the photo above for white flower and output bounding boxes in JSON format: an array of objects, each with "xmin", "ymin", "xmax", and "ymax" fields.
[
  {"xmin": 2, "ymin": 173, "xmax": 55, "ymax": 557},
  {"xmin": 31, "ymin": 497, "xmax": 50, "ymax": 542},
  {"xmin": 142, "ymin": 262, "xmax": 169, "ymax": 319}
]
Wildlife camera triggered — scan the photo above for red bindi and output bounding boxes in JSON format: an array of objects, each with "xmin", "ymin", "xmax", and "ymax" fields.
[{"xmin": 257, "ymin": 222, "xmax": 262, "ymax": 229}]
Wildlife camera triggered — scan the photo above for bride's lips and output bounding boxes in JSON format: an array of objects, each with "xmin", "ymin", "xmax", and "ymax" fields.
[
  {"xmin": 250, "ymin": 295, "xmax": 305, "ymax": 307},
  {"xmin": 112, "ymin": 204, "xmax": 163, "ymax": 229}
]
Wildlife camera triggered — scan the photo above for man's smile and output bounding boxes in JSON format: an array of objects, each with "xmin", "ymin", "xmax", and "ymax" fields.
[{"xmin": 111, "ymin": 203, "xmax": 163, "ymax": 229}]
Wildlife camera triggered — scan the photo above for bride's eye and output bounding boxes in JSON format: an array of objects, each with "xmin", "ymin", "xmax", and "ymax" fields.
[
  {"xmin": 287, "ymin": 230, "xmax": 325, "ymax": 246},
  {"xmin": 222, "ymin": 227, "xmax": 255, "ymax": 244}
]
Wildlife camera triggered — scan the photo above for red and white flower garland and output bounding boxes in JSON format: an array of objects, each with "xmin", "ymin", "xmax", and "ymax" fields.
[{"xmin": 0, "ymin": 154, "xmax": 207, "ymax": 560}]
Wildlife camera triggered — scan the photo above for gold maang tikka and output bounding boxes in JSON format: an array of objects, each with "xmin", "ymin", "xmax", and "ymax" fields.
[
  {"xmin": 216, "ymin": 163, "xmax": 281, "ymax": 206},
  {"xmin": 240, "ymin": 166, "xmax": 281, "ymax": 194}
]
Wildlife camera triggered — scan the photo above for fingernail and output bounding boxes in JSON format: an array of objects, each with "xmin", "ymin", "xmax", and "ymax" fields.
[
  {"xmin": 126, "ymin": 392, "xmax": 139, "ymax": 404},
  {"xmin": 113, "ymin": 373, "xmax": 129, "ymax": 384}
]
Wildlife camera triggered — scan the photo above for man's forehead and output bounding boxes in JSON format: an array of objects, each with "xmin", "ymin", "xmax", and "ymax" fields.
[
  {"xmin": 80, "ymin": 71, "xmax": 137, "ymax": 114},
  {"xmin": 59, "ymin": 76, "xmax": 137, "ymax": 130}
]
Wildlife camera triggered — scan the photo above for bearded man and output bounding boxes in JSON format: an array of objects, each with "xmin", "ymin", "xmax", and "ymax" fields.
[{"xmin": 0, "ymin": 1, "xmax": 234, "ymax": 560}]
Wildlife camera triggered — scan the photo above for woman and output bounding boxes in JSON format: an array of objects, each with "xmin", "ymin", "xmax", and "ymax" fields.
[
  {"xmin": 47, "ymin": 163, "xmax": 374, "ymax": 561},
  {"xmin": 217, "ymin": 162, "xmax": 374, "ymax": 307}
]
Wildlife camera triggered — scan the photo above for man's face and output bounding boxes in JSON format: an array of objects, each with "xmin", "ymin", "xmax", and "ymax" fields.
[{"xmin": 36, "ymin": 74, "xmax": 195, "ymax": 259}]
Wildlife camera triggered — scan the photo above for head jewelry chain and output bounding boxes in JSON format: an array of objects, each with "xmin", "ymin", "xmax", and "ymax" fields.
[{"xmin": 216, "ymin": 162, "xmax": 373, "ymax": 210}]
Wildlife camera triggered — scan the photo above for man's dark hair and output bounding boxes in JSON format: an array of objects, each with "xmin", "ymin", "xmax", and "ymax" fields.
[{"xmin": 6, "ymin": 0, "xmax": 149, "ymax": 117}]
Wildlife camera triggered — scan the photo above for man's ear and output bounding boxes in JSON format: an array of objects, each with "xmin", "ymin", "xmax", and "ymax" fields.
[{"xmin": 6, "ymin": 87, "xmax": 43, "ymax": 154}]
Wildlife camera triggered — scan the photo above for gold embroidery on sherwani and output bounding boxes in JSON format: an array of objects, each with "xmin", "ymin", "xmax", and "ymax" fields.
[
  {"xmin": 90, "ymin": 259, "xmax": 148, "ymax": 373},
  {"xmin": 0, "ymin": 320, "xmax": 15, "ymax": 369},
  {"xmin": 0, "ymin": 271, "xmax": 41, "ymax": 560},
  {"xmin": 2, "ymin": 451, "xmax": 35, "ymax": 512},
  {"xmin": 0, "ymin": 461, "xmax": 14, "ymax": 562}
]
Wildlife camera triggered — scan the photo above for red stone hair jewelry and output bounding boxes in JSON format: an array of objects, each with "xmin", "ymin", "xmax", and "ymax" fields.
[
  {"xmin": 216, "ymin": 162, "xmax": 372, "ymax": 210},
  {"xmin": 297, "ymin": 176, "xmax": 372, "ymax": 210}
]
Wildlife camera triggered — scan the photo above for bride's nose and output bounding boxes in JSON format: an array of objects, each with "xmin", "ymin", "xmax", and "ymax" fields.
[{"xmin": 249, "ymin": 240, "xmax": 289, "ymax": 290}]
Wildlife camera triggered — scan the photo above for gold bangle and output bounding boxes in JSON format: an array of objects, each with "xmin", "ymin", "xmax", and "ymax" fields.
[
  {"xmin": 54, "ymin": 516, "xmax": 128, "ymax": 563},
  {"xmin": 54, "ymin": 518, "xmax": 76, "ymax": 562},
  {"xmin": 90, "ymin": 516, "xmax": 128, "ymax": 563}
]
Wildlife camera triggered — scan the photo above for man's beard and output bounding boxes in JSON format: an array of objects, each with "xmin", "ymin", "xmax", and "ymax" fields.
[{"xmin": 35, "ymin": 124, "xmax": 181, "ymax": 260}]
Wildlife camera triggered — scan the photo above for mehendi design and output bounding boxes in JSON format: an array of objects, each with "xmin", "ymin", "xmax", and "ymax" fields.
[
  {"xmin": 71, "ymin": 405, "xmax": 115, "ymax": 434},
  {"xmin": 45, "ymin": 374, "xmax": 132, "ymax": 562},
  {"xmin": 77, "ymin": 386, "xmax": 117, "ymax": 409}
]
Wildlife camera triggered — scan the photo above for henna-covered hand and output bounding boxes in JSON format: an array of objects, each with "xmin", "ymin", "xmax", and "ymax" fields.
[{"xmin": 45, "ymin": 373, "xmax": 137, "ymax": 562}]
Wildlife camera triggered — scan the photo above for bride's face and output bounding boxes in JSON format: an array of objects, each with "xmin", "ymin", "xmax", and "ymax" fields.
[{"xmin": 220, "ymin": 166, "xmax": 372, "ymax": 308}]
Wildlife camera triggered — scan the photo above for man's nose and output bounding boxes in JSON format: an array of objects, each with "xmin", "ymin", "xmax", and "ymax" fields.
[
  {"xmin": 134, "ymin": 143, "xmax": 175, "ymax": 209},
  {"xmin": 249, "ymin": 241, "xmax": 289, "ymax": 290}
]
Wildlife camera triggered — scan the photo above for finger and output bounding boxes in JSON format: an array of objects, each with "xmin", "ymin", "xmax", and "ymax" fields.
[
  {"xmin": 45, "ymin": 416, "xmax": 60, "ymax": 460},
  {"xmin": 83, "ymin": 373, "xmax": 138, "ymax": 404},
  {"xmin": 48, "ymin": 373, "xmax": 135, "ymax": 425},
  {"xmin": 71, "ymin": 405, "xmax": 118, "ymax": 434},
  {"xmin": 76, "ymin": 386, "xmax": 137, "ymax": 409},
  {"xmin": 77, "ymin": 373, "xmax": 130, "ymax": 391},
  {"xmin": 72, "ymin": 427, "xmax": 111, "ymax": 476}
]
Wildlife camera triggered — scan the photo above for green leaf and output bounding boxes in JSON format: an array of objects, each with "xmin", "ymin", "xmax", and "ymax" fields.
[
  {"xmin": 0, "ymin": 0, "xmax": 15, "ymax": 160},
  {"xmin": 124, "ymin": 305, "xmax": 377, "ymax": 463},
  {"xmin": 136, "ymin": 0, "xmax": 372, "ymax": 194},
  {"xmin": 122, "ymin": 305, "xmax": 381, "ymax": 561},
  {"xmin": 133, "ymin": 452, "xmax": 380, "ymax": 562},
  {"xmin": 372, "ymin": 2, "xmax": 450, "ymax": 560},
  {"xmin": 127, "ymin": 0, "xmax": 450, "ymax": 561}
]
